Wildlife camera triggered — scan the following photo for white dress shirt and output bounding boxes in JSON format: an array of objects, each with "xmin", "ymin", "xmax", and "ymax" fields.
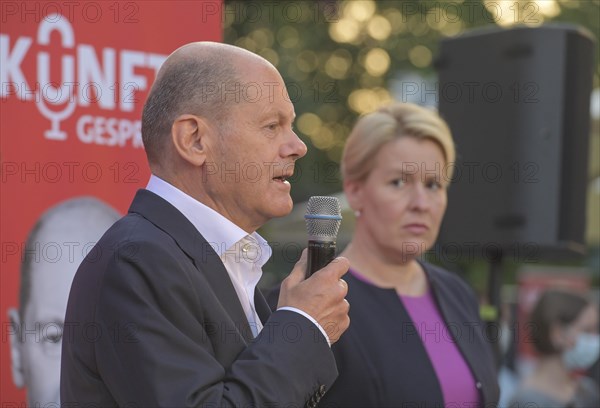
[{"xmin": 146, "ymin": 175, "xmax": 330, "ymax": 344}]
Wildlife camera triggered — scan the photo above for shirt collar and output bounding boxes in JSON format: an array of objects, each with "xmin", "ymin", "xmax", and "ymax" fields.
[{"xmin": 146, "ymin": 175, "xmax": 272, "ymax": 267}]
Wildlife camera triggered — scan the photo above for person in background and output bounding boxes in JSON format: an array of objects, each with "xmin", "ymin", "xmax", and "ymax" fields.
[
  {"xmin": 497, "ymin": 301, "xmax": 520, "ymax": 407},
  {"xmin": 318, "ymin": 102, "xmax": 500, "ymax": 407},
  {"xmin": 9, "ymin": 197, "xmax": 120, "ymax": 406},
  {"xmin": 509, "ymin": 289, "xmax": 599, "ymax": 407}
]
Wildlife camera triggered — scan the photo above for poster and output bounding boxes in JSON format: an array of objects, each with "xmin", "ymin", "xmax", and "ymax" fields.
[{"xmin": 1, "ymin": 1, "xmax": 222, "ymax": 404}]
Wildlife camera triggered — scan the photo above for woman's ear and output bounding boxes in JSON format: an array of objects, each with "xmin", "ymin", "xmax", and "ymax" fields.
[
  {"xmin": 171, "ymin": 114, "xmax": 210, "ymax": 167},
  {"xmin": 344, "ymin": 179, "xmax": 364, "ymax": 214}
]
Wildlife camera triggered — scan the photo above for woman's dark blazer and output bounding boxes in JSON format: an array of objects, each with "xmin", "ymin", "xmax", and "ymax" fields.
[{"xmin": 317, "ymin": 261, "xmax": 500, "ymax": 408}]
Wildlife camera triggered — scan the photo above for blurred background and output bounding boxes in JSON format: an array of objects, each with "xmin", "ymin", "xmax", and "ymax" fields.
[
  {"xmin": 221, "ymin": 0, "xmax": 600, "ymax": 292},
  {"xmin": 226, "ymin": 2, "xmax": 600, "ymax": 403}
]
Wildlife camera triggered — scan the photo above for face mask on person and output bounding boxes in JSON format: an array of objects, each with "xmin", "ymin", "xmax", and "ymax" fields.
[{"xmin": 562, "ymin": 332, "xmax": 600, "ymax": 370}]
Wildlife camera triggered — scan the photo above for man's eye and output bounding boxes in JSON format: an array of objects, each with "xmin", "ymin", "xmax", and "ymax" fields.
[
  {"xmin": 43, "ymin": 325, "xmax": 63, "ymax": 343},
  {"xmin": 391, "ymin": 179, "xmax": 405, "ymax": 187},
  {"xmin": 46, "ymin": 332, "xmax": 62, "ymax": 343}
]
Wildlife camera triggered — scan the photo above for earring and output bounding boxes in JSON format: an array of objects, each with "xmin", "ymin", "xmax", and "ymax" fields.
[{"xmin": 354, "ymin": 210, "xmax": 362, "ymax": 217}]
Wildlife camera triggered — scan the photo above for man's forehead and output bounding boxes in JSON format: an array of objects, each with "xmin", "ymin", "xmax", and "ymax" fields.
[
  {"xmin": 25, "ymin": 258, "xmax": 75, "ymax": 321},
  {"xmin": 222, "ymin": 79, "xmax": 295, "ymax": 113},
  {"xmin": 237, "ymin": 80, "xmax": 287, "ymax": 101},
  {"xmin": 26, "ymin": 225, "xmax": 83, "ymax": 292}
]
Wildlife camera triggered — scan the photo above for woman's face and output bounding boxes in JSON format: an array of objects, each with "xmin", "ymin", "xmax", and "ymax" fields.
[
  {"xmin": 551, "ymin": 303, "xmax": 599, "ymax": 351},
  {"xmin": 564, "ymin": 304, "xmax": 599, "ymax": 344},
  {"xmin": 555, "ymin": 303, "xmax": 600, "ymax": 370},
  {"xmin": 345, "ymin": 137, "xmax": 448, "ymax": 263}
]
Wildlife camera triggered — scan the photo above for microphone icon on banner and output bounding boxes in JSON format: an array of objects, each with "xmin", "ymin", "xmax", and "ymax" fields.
[
  {"xmin": 36, "ymin": 82, "xmax": 76, "ymax": 141},
  {"xmin": 35, "ymin": 14, "xmax": 76, "ymax": 141}
]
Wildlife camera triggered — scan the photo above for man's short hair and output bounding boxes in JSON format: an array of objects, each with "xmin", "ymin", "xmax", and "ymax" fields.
[{"xmin": 141, "ymin": 55, "xmax": 239, "ymax": 164}]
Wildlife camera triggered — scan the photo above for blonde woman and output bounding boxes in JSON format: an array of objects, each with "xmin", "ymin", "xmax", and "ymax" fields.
[{"xmin": 320, "ymin": 103, "xmax": 499, "ymax": 407}]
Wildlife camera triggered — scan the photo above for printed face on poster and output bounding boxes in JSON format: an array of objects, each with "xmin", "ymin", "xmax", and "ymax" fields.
[{"xmin": 1, "ymin": 2, "xmax": 222, "ymax": 404}]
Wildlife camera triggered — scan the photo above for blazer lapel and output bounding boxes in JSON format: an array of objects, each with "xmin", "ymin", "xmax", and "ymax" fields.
[
  {"xmin": 254, "ymin": 288, "xmax": 272, "ymax": 325},
  {"xmin": 426, "ymin": 265, "xmax": 495, "ymax": 403},
  {"xmin": 128, "ymin": 189, "xmax": 254, "ymax": 343}
]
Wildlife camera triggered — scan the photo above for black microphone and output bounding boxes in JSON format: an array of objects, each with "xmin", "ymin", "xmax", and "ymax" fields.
[{"xmin": 304, "ymin": 196, "xmax": 342, "ymax": 278}]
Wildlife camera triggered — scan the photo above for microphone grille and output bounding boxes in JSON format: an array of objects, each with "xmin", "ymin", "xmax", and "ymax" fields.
[{"xmin": 305, "ymin": 196, "xmax": 342, "ymax": 241}]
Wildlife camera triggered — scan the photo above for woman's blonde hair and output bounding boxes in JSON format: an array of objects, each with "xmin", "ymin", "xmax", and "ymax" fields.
[{"xmin": 341, "ymin": 103, "xmax": 455, "ymax": 182}]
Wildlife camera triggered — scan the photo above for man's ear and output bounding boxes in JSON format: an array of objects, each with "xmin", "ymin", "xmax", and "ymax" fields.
[
  {"xmin": 343, "ymin": 179, "xmax": 364, "ymax": 213},
  {"xmin": 171, "ymin": 115, "xmax": 211, "ymax": 167},
  {"xmin": 7, "ymin": 308, "xmax": 25, "ymax": 388}
]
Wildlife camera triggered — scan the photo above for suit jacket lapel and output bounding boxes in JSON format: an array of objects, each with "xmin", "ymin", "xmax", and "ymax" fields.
[
  {"xmin": 254, "ymin": 288, "xmax": 272, "ymax": 325},
  {"xmin": 128, "ymin": 189, "xmax": 254, "ymax": 343}
]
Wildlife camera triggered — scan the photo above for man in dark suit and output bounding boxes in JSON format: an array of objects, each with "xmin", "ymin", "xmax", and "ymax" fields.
[{"xmin": 60, "ymin": 42, "xmax": 350, "ymax": 408}]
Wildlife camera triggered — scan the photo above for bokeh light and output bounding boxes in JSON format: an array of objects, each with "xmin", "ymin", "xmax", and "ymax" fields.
[
  {"xmin": 310, "ymin": 125, "xmax": 335, "ymax": 150},
  {"xmin": 348, "ymin": 87, "xmax": 393, "ymax": 114},
  {"xmin": 296, "ymin": 50, "xmax": 319, "ymax": 73},
  {"xmin": 364, "ymin": 48, "xmax": 391, "ymax": 76},
  {"xmin": 277, "ymin": 26, "xmax": 300, "ymax": 48},
  {"xmin": 325, "ymin": 49, "xmax": 353, "ymax": 79},
  {"xmin": 297, "ymin": 112, "xmax": 323, "ymax": 137},
  {"xmin": 408, "ymin": 45, "xmax": 432, "ymax": 68},
  {"xmin": 329, "ymin": 18, "xmax": 361, "ymax": 43},
  {"xmin": 345, "ymin": 1, "xmax": 376, "ymax": 23},
  {"xmin": 367, "ymin": 15, "xmax": 392, "ymax": 41}
]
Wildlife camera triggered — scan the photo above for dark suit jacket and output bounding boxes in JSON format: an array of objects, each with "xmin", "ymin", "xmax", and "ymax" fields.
[
  {"xmin": 317, "ymin": 262, "xmax": 500, "ymax": 408},
  {"xmin": 61, "ymin": 189, "xmax": 336, "ymax": 407}
]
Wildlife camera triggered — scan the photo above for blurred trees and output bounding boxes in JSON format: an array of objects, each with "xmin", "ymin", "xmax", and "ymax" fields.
[{"xmin": 224, "ymin": 0, "xmax": 600, "ymax": 202}]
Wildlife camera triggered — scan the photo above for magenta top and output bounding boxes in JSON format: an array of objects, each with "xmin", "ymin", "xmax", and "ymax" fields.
[
  {"xmin": 350, "ymin": 269, "xmax": 481, "ymax": 407},
  {"xmin": 401, "ymin": 289, "xmax": 481, "ymax": 407}
]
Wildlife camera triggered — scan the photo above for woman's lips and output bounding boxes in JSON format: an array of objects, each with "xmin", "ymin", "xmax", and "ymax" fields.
[{"xmin": 403, "ymin": 223, "xmax": 429, "ymax": 234}]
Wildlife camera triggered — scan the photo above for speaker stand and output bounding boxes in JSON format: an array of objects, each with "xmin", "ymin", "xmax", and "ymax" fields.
[{"xmin": 485, "ymin": 249, "xmax": 503, "ymax": 369}]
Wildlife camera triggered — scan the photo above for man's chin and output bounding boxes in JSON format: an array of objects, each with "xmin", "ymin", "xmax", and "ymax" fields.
[{"xmin": 270, "ymin": 198, "xmax": 294, "ymax": 219}]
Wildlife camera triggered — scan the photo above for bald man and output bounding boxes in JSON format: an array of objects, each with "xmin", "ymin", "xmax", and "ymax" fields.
[
  {"xmin": 61, "ymin": 42, "xmax": 350, "ymax": 407},
  {"xmin": 9, "ymin": 197, "xmax": 119, "ymax": 406}
]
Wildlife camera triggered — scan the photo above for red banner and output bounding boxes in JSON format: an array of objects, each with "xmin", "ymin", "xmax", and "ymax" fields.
[{"xmin": 1, "ymin": 1, "xmax": 222, "ymax": 404}]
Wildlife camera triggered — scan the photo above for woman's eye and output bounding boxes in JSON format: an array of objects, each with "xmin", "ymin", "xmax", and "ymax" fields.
[
  {"xmin": 426, "ymin": 180, "xmax": 443, "ymax": 190},
  {"xmin": 391, "ymin": 179, "xmax": 406, "ymax": 187}
]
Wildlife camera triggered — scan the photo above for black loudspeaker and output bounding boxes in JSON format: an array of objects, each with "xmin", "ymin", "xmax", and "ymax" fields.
[{"xmin": 436, "ymin": 24, "xmax": 595, "ymax": 258}]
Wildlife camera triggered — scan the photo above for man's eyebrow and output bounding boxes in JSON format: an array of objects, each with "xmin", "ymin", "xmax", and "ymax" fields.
[
  {"xmin": 257, "ymin": 108, "xmax": 295, "ymax": 123},
  {"xmin": 275, "ymin": 110, "xmax": 296, "ymax": 122},
  {"xmin": 32, "ymin": 316, "xmax": 66, "ymax": 327}
]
